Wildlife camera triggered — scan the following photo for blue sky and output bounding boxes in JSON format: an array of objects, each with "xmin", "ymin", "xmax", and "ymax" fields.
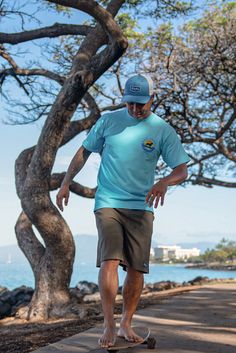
[{"xmin": 0, "ymin": 1, "xmax": 236, "ymax": 247}]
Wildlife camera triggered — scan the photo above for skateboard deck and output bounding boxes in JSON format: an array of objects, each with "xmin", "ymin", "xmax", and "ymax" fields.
[{"xmin": 106, "ymin": 326, "xmax": 155, "ymax": 352}]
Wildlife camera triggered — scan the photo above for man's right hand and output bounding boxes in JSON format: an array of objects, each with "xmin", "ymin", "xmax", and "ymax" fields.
[{"xmin": 56, "ymin": 184, "xmax": 70, "ymax": 211}]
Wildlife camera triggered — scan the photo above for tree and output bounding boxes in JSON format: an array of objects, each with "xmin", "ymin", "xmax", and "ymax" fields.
[
  {"xmin": 200, "ymin": 238, "xmax": 236, "ymax": 263},
  {"xmin": 216, "ymin": 238, "xmax": 236, "ymax": 262},
  {"xmin": 96, "ymin": 1, "xmax": 236, "ymax": 187},
  {"xmin": 0, "ymin": 0, "xmax": 195, "ymax": 321},
  {"xmin": 136, "ymin": 2, "xmax": 236, "ymax": 187},
  {"xmin": 47, "ymin": 1, "xmax": 236, "ymax": 188},
  {"xmin": 1, "ymin": 0, "xmax": 129, "ymax": 321}
]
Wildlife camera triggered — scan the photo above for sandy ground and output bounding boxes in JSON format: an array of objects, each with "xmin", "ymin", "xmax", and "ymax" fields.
[{"xmin": 0, "ymin": 282, "xmax": 236, "ymax": 353}]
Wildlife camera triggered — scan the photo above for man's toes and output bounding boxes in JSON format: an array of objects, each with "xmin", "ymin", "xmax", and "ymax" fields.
[
  {"xmin": 98, "ymin": 338, "xmax": 106, "ymax": 347},
  {"xmin": 101, "ymin": 341, "xmax": 108, "ymax": 348},
  {"xmin": 126, "ymin": 334, "xmax": 142, "ymax": 343},
  {"xmin": 99, "ymin": 337, "xmax": 115, "ymax": 348},
  {"xmin": 98, "ymin": 338, "xmax": 102, "ymax": 346}
]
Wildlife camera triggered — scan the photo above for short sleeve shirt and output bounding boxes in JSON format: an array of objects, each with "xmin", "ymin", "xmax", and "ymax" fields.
[{"xmin": 82, "ymin": 108, "xmax": 190, "ymax": 211}]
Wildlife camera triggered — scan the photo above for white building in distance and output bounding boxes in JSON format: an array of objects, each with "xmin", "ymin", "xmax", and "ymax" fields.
[
  {"xmin": 154, "ymin": 245, "xmax": 200, "ymax": 261},
  {"xmin": 150, "ymin": 247, "xmax": 155, "ymax": 258}
]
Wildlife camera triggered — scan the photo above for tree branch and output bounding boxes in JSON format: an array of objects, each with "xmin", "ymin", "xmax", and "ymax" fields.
[
  {"xmin": 216, "ymin": 105, "xmax": 236, "ymax": 140},
  {"xmin": 0, "ymin": 45, "xmax": 66, "ymax": 85},
  {"xmin": 0, "ymin": 67, "xmax": 65, "ymax": 86},
  {"xmin": 50, "ymin": 172, "xmax": 97, "ymax": 198},
  {"xmin": 0, "ymin": 45, "xmax": 18, "ymax": 69},
  {"xmin": 187, "ymin": 151, "xmax": 219, "ymax": 167},
  {"xmin": 61, "ymin": 92, "xmax": 101, "ymax": 145},
  {"xmin": 0, "ymin": 23, "xmax": 92, "ymax": 45},
  {"xmin": 190, "ymin": 176, "xmax": 236, "ymax": 188},
  {"xmin": 48, "ymin": 0, "xmax": 126, "ymax": 43},
  {"xmin": 216, "ymin": 139, "xmax": 236, "ymax": 163}
]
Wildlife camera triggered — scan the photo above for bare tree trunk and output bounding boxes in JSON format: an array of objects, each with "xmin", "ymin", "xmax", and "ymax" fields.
[
  {"xmin": 15, "ymin": 147, "xmax": 96, "ymax": 320},
  {"xmin": 15, "ymin": 209, "xmax": 75, "ymax": 320}
]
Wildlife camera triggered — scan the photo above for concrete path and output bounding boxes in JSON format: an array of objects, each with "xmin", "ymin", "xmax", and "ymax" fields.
[{"xmin": 32, "ymin": 283, "xmax": 236, "ymax": 353}]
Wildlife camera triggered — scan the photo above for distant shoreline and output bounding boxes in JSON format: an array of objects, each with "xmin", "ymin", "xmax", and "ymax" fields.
[
  {"xmin": 186, "ymin": 263, "xmax": 236, "ymax": 271},
  {"xmin": 150, "ymin": 260, "xmax": 236, "ymax": 271}
]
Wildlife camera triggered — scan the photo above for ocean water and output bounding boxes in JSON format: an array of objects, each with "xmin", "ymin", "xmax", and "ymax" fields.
[{"xmin": 1, "ymin": 260, "xmax": 235, "ymax": 290}]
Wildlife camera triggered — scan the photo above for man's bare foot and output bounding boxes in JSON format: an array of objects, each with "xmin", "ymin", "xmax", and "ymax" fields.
[
  {"xmin": 117, "ymin": 326, "xmax": 143, "ymax": 343},
  {"xmin": 98, "ymin": 326, "xmax": 116, "ymax": 348}
]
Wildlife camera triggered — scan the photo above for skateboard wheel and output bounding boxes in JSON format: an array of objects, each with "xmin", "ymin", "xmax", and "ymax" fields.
[{"xmin": 147, "ymin": 336, "xmax": 156, "ymax": 349}]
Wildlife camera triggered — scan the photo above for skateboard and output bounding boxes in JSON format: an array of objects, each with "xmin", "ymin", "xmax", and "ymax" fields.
[{"xmin": 106, "ymin": 326, "xmax": 156, "ymax": 352}]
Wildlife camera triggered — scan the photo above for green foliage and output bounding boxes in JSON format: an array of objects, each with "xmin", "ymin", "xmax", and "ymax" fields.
[
  {"xmin": 154, "ymin": 23, "xmax": 173, "ymax": 45},
  {"xmin": 148, "ymin": 0, "xmax": 195, "ymax": 18},
  {"xmin": 116, "ymin": 13, "xmax": 143, "ymax": 41},
  {"xmin": 183, "ymin": 1, "xmax": 236, "ymax": 33},
  {"xmin": 200, "ymin": 239, "xmax": 236, "ymax": 263},
  {"xmin": 100, "ymin": 0, "xmax": 194, "ymax": 18}
]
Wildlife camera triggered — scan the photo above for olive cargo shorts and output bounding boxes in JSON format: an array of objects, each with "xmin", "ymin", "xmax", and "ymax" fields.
[{"xmin": 95, "ymin": 208, "xmax": 154, "ymax": 273}]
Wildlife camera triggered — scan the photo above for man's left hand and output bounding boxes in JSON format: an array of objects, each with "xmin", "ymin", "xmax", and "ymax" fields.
[{"xmin": 145, "ymin": 180, "xmax": 168, "ymax": 208}]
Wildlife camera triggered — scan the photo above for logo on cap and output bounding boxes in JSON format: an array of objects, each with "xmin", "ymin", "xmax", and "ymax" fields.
[{"xmin": 130, "ymin": 84, "xmax": 141, "ymax": 93}]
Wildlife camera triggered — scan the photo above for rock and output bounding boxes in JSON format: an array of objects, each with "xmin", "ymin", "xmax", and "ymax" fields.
[
  {"xmin": 182, "ymin": 281, "xmax": 191, "ymax": 287},
  {"xmin": 76, "ymin": 281, "xmax": 99, "ymax": 295},
  {"xmin": 15, "ymin": 305, "xmax": 29, "ymax": 319},
  {"xmin": 0, "ymin": 285, "xmax": 34, "ymax": 319},
  {"xmin": 0, "ymin": 300, "xmax": 12, "ymax": 318},
  {"xmin": 0, "ymin": 290, "xmax": 17, "ymax": 305},
  {"xmin": 188, "ymin": 276, "xmax": 209, "ymax": 285},
  {"xmin": 83, "ymin": 292, "xmax": 101, "ymax": 302},
  {"xmin": 0, "ymin": 286, "xmax": 8, "ymax": 295},
  {"xmin": 70, "ymin": 307, "xmax": 87, "ymax": 319},
  {"xmin": 11, "ymin": 302, "xmax": 28, "ymax": 317},
  {"xmin": 12, "ymin": 286, "xmax": 33, "ymax": 298},
  {"xmin": 69, "ymin": 288, "xmax": 83, "ymax": 303},
  {"xmin": 144, "ymin": 281, "xmax": 181, "ymax": 292}
]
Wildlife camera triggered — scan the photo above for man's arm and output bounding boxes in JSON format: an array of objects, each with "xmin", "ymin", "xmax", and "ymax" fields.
[
  {"xmin": 146, "ymin": 163, "xmax": 188, "ymax": 208},
  {"xmin": 56, "ymin": 146, "xmax": 91, "ymax": 211}
]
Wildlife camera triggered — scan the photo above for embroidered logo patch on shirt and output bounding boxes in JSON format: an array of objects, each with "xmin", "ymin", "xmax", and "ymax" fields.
[{"xmin": 142, "ymin": 139, "xmax": 155, "ymax": 152}]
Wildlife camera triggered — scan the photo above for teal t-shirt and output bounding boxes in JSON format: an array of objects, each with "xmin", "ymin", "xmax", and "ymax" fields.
[{"xmin": 82, "ymin": 108, "xmax": 190, "ymax": 211}]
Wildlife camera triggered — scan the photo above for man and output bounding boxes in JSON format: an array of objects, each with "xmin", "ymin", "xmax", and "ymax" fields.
[{"xmin": 56, "ymin": 74, "xmax": 190, "ymax": 348}]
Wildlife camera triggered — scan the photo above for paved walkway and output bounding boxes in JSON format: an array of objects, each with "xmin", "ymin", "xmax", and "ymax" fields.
[{"xmin": 33, "ymin": 283, "xmax": 236, "ymax": 353}]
